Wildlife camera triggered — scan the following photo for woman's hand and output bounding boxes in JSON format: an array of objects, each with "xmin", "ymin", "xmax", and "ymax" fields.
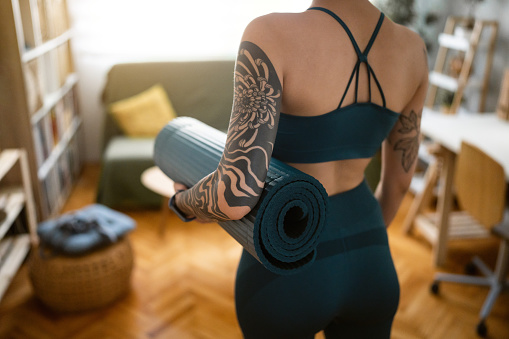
[
  {"xmin": 173, "ymin": 182, "xmax": 188, "ymax": 193},
  {"xmin": 172, "ymin": 183, "xmax": 211, "ymax": 224}
]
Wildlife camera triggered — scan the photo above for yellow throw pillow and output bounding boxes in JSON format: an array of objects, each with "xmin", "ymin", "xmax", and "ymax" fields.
[{"xmin": 109, "ymin": 84, "xmax": 177, "ymax": 137}]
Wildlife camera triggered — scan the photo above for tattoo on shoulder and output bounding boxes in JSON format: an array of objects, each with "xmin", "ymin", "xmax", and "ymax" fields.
[
  {"xmin": 178, "ymin": 41, "xmax": 282, "ymax": 221},
  {"xmin": 393, "ymin": 110, "xmax": 421, "ymax": 173}
]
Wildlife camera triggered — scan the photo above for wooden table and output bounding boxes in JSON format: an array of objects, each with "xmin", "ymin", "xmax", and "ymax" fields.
[
  {"xmin": 141, "ymin": 166, "xmax": 175, "ymax": 235},
  {"xmin": 408, "ymin": 108, "xmax": 509, "ymax": 266}
]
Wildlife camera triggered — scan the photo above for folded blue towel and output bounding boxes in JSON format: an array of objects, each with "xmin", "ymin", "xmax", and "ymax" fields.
[
  {"xmin": 37, "ymin": 204, "xmax": 136, "ymax": 255},
  {"xmin": 154, "ymin": 117, "xmax": 328, "ymax": 275}
]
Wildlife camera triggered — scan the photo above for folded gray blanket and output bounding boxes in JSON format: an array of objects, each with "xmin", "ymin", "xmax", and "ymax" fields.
[
  {"xmin": 154, "ymin": 117, "xmax": 328, "ymax": 275},
  {"xmin": 37, "ymin": 204, "xmax": 136, "ymax": 255}
]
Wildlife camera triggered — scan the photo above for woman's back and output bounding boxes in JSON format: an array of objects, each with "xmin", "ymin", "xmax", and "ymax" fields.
[
  {"xmin": 247, "ymin": 1, "xmax": 428, "ymax": 196},
  {"xmin": 172, "ymin": 3, "xmax": 429, "ymax": 336}
]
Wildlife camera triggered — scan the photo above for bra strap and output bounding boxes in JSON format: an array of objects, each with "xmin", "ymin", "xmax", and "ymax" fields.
[
  {"xmin": 308, "ymin": 7, "xmax": 387, "ymax": 108},
  {"xmin": 308, "ymin": 7, "xmax": 363, "ymax": 59},
  {"xmin": 363, "ymin": 13, "xmax": 385, "ymax": 58}
]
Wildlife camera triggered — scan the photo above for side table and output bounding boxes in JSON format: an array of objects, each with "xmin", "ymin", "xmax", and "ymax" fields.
[{"xmin": 141, "ymin": 166, "xmax": 175, "ymax": 235}]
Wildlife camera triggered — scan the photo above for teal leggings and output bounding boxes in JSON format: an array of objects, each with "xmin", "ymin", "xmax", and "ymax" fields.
[{"xmin": 235, "ymin": 180, "xmax": 400, "ymax": 339}]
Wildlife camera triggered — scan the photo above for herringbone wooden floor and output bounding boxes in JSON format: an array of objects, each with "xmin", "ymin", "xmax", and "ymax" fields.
[{"xmin": 0, "ymin": 165, "xmax": 508, "ymax": 338}]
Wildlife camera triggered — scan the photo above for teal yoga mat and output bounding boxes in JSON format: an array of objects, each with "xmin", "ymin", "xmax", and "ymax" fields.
[{"xmin": 154, "ymin": 117, "xmax": 328, "ymax": 275}]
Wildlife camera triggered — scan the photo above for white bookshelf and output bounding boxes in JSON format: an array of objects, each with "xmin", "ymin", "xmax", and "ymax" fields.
[
  {"xmin": 0, "ymin": 149, "xmax": 37, "ymax": 301},
  {"xmin": 0, "ymin": 0, "xmax": 82, "ymax": 220}
]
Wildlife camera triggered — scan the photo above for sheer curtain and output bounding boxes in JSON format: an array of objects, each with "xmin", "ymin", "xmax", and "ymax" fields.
[{"xmin": 67, "ymin": 0, "xmax": 310, "ymax": 161}]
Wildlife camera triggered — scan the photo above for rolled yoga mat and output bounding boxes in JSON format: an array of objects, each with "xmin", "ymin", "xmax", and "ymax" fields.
[{"xmin": 154, "ymin": 117, "xmax": 328, "ymax": 275}]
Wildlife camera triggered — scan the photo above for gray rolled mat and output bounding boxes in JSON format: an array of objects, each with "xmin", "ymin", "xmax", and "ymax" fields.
[{"xmin": 154, "ymin": 117, "xmax": 328, "ymax": 275}]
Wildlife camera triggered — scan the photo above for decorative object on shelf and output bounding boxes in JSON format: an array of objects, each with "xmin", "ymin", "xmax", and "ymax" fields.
[
  {"xmin": 449, "ymin": 53, "xmax": 466, "ymax": 78},
  {"xmin": 436, "ymin": 88, "xmax": 456, "ymax": 114},
  {"xmin": 497, "ymin": 69, "xmax": 509, "ymax": 121},
  {"xmin": 29, "ymin": 236, "xmax": 134, "ymax": 313}
]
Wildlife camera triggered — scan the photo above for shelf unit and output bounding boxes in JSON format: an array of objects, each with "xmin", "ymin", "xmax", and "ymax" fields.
[
  {"xmin": 425, "ymin": 16, "xmax": 498, "ymax": 114},
  {"xmin": 0, "ymin": 149, "xmax": 38, "ymax": 301},
  {"xmin": 0, "ymin": 0, "xmax": 83, "ymax": 220}
]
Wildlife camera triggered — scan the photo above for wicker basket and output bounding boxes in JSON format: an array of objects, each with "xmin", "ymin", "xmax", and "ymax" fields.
[{"xmin": 29, "ymin": 236, "xmax": 134, "ymax": 312}]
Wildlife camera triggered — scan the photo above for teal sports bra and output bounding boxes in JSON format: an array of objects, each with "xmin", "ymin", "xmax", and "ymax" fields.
[{"xmin": 272, "ymin": 7, "xmax": 400, "ymax": 164}]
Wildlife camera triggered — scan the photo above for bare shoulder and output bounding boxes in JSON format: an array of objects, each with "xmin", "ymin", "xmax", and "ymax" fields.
[
  {"xmin": 243, "ymin": 12, "xmax": 301, "ymax": 35},
  {"xmin": 382, "ymin": 20, "xmax": 429, "ymax": 86},
  {"xmin": 391, "ymin": 22, "xmax": 427, "ymax": 66},
  {"xmin": 242, "ymin": 12, "xmax": 301, "ymax": 48},
  {"xmin": 240, "ymin": 12, "xmax": 301, "ymax": 77}
]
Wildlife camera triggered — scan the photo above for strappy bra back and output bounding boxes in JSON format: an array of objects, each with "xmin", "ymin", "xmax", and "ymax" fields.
[{"xmin": 272, "ymin": 7, "xmax": 400, "ymax": 164}]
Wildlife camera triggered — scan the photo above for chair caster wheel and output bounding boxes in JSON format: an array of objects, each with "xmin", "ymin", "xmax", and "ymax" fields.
[
  {"xmin": 465, "ymin": 261, "xmax": 477, "ymax": 275},
  {"xmin": 430, "ymin": 281, "xmax": 440, "ymax": 295},
  {"xmin": 476, "ymin": 320, "xmax": 487, "ymax": 337}
]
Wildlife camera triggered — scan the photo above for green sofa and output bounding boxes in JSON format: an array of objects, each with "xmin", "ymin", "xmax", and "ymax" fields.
[{"xmin": 97, "ymin": 60, "xmax": 235, "ymax": 208}]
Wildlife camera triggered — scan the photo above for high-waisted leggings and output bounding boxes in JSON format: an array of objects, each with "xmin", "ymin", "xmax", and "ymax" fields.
[{"xmin": 234, "ymin": 180, "xmax": 400, "ymax": 339}]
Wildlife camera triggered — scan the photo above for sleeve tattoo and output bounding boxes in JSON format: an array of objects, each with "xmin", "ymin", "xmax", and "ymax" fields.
[
  {"xmin": 393, "ymin": 110, "xmax": 421, "ymax": 172},
  {"xmin": 175, "ymin": 41, "xmax": 282, "ymax": 221}
]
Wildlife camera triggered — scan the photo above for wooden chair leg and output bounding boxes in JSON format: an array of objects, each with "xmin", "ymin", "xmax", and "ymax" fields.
[{"xmin": 403, "ymin": 159, "xmax": 440, "ymax": 234}]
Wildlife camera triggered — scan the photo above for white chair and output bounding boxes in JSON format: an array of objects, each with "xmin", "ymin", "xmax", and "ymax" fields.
[{"xmin": 430, "ymin": 141, "xmax": 508, "ymax": 337}]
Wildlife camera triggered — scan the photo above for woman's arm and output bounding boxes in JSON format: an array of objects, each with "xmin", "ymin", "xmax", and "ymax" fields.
[
  {"xmin": 173, "ymin": 28, "xmax": 283, "ymax": 222},
  {"xmin": 375, "ymin": 45, "xmax": 429, "ymax": 227}
]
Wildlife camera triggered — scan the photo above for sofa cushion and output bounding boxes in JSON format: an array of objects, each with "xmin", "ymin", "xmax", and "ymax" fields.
[
  {"xmin": 109, "ymin": 84, "xmax": 177, "ymax": 137},
  {"xmin": 97, "ymin": 136, "xmax": 160, "ymax": 208},
  {"xmin": 104, "ymin": 136, "xmax": 155, "ymax": 161}
]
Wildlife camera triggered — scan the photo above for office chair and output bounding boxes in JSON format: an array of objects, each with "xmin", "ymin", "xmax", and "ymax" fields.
[{"xmin": 430, "ymin": 142, "xmax": 508, "ymax": 337}]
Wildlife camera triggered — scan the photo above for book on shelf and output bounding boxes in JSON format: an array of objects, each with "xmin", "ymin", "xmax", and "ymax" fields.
[
  {"xmin": 42, "ymin": 165, "xmax": 61, "ymax": 216},
  {"xmin": 24, "ymin": 60, "xmax": 44, "ymax": 116},
  {"xmin": 57, "ymin": 153, "xmax": 71, "ymax": 195},
  {"xmin": 32, "ymin": 124, "xmax": 46, "ymax": 168},
  {"xmin": 50, "ymin": 0, "xmax": 70, "ymax": 40},
  {"xmin": 32, "ymin": 117, "xmax": 52, "ymax": 166},
  {"xmin": 36, "ymin": 0, "xmax": 70, "ymax": 43},
  {"xmin": 68, "ymin": 136, "xmax": 81, "ymax": 180},
  {"xmin": 41, "ymin": 50, "xmax": 60, "ymax": 95},
  {"xmin": 63, "ymin": 91, "xmax": 74, "ymax": 129},
  {"xmin": 41, "ymin": 114, "xmax": 54, "ymax": 155},
  {"xmin": 41, "ymin": 175, "xmax": 52, "ymax": 216},
  {"xmin": 37, "ymin": 0, "xmax": 49, "ymax": 42},
  {"xmin": 57, "ymin": 42, "xmax": 72, "ymax": 87},
  {"xmin": 18, "ymin": 0, "xmax": 36, "ymax": 51},
  {"xmin": 54, "ymin": 98, "xmax": 67, "ymax": 132},
  {"xmin": 50, "ymin": 108, "xmax": 59, "ymax": 147}
]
